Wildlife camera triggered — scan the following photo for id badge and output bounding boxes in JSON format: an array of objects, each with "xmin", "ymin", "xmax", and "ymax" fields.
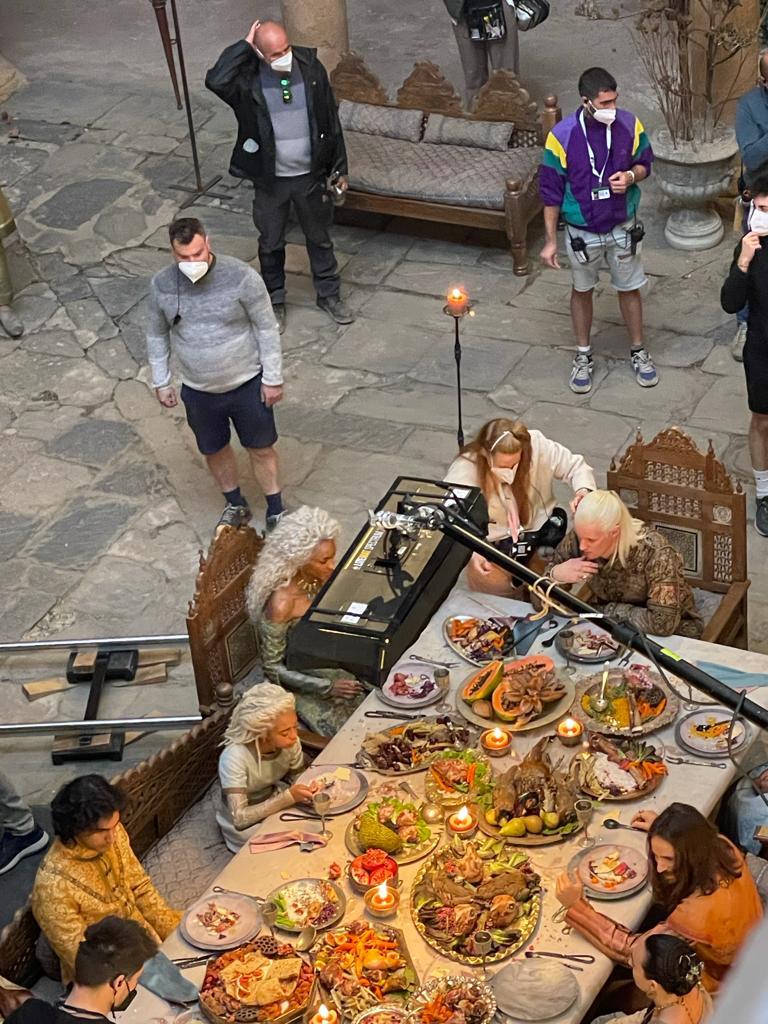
[{"xmin": 591, "ymin": 187, "xmax": 611, "ymax": 201}]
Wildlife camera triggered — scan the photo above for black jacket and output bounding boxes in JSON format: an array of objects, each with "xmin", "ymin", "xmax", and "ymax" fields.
[
  {"xmin": 721, "ymin": 238, "xmax": 768, "ymax": 345},
  {"xmin": 205, "ymin": 41, "xmax": 347, "ymax": 186}
]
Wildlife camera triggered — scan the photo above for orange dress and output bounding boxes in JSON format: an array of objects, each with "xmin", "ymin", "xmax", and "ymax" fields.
[{"xmin": 565, "ymin": 844, "xmax": 762, "ymax": 993}]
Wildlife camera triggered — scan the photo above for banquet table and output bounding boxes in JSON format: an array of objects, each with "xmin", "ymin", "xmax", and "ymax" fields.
[{"xmin": 124, "ymin": 587, "xmax": 768, "ymax": 1024}]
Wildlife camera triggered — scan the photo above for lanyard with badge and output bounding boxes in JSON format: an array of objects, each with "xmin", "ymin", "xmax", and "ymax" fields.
[{"xmin": 580, "ymin": 110, "xmax": 612, "ymax": 201}]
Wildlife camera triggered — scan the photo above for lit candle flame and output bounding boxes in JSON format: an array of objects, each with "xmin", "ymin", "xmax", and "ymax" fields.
[
  {"xmin": 319, "ymin": 1006, "xmax": 330, "ymax": 1022},
  {"xmin": 455, "ymin": 805, "xmax": 471, "ymax": 824},
  {"xmin": 451, "ymin": 288, "xmax": 462, "ymax": 299},
  {"xmin": 377, "ymin": 881, "xmax": 389, "ymax": 899},
  {"xmin": 491, "ymin": 727, "xmax": 505, "ymax": 741}
]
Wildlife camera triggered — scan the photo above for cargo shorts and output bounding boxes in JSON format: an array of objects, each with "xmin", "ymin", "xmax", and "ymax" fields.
[{"xmin": 564, "ymin": 221, "xmax": 647, "ymax": 293}]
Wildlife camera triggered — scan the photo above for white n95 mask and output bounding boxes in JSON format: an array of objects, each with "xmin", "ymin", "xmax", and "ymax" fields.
[
  {"xmin": 749, "ymin": 205, "xmax": 768, "ymax": 236},
  {"xmin": 492, "ymin": 466, "xmax": 518, "ymax": 485},
  {"xmin": 592, "ymin": 107, "xmax": 616, "ymax": 126},
  {"xmin": 178, "ymin": 260, "xmax": 210, "ymax": 283}
]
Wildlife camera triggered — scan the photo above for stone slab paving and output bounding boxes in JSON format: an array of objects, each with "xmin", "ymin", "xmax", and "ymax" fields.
[{"xmin": 0, "ymin": 72, "xmax": 765, "ymax": 809}]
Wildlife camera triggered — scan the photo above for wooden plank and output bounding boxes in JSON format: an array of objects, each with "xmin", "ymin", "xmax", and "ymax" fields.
[
  {"xmin": 72, "ymin": 649, "xmax": 98, "ymax": 672},
  {"xmin": 113, "ymin": 664, "xmax": 168, "ymax": 688},
  {"xmin": 137, "ymin": 647, "xmax": 183, "ymax": 667},
  {"xmin": 22, "ymin": 677, "xmax": 74, "ymax": 701}
]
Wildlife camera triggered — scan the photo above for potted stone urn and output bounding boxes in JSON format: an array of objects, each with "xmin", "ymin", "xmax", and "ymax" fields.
[{"xmin": 651, "ymin": 126, "xmax": 739, "ymax": 251}]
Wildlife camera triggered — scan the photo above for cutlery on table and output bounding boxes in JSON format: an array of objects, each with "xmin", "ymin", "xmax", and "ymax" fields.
[
  {"xmin": 540, "ymin": 620, "xmax": 575, "ymax": 648},
  {"xmin": 666, "ymin": 754, "xmax": 727, "ymax": 769},
  {"xmin": 602, "ymin": 818, "xmax": 646, "ymax": 833},
  {"xmin": 408, "ymin": 653, "xmax": 458, "ymax": 668},
  {"xmin": 364, "ymin": 710, "xmax": 419, "ymax": 721}
]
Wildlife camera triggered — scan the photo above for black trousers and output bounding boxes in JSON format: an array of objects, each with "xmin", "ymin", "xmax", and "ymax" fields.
[{"xmin": 252, "ymin": 173, "xmax": 340, "ymax": 304}]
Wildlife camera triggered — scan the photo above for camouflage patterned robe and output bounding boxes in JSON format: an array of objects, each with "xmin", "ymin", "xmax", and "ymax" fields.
[{"xmin": 547, "ymin": 527, "xmax": 703, "ymax": 638}]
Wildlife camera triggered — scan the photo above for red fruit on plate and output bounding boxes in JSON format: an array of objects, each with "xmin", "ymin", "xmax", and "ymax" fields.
[
  {"xmin": 370, "ymin": 866, "xmax": 393, "ymax": 884},
  {"xmin": 361, "ymin": 848, "xmax": 388, "ymax": 869}
]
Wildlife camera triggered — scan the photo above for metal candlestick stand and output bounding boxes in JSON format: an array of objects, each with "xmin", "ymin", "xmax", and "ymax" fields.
[
  {"xmin": 148, "ymin": 0, "xmax": 230, "ymax": 209},
  {"xmin": 443, "ymin": 295, "xmax": 474, "ymax": 448}
]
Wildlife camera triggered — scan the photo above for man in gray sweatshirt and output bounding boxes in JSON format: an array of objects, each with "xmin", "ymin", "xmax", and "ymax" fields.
[{"xmin": 146, "ymin": 217, "xmax": 285, "ymax": 531}]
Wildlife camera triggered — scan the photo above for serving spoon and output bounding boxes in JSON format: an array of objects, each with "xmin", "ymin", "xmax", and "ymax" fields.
[
  {"xmin": 602, "ymin": 818, "xmax": 645, "ymax": 833},
  {"xmin": 295, "ymin": 924, "xmax": 317, "ymax": 952}
]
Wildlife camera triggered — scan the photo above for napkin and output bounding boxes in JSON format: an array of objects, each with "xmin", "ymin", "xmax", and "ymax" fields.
[
  {"xmin": 248, "ymin": 830, "xmax": 328, "ymax": 853},
  {"xmin": 695, "ymin": 661, "xmax": 765, "ymax": 693},
  {"xmin": 139, "ymin": 951, "xmax": 199, "ymax": 1004}
]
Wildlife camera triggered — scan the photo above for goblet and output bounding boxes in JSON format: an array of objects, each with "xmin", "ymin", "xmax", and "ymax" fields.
[
  {"xmin": 473, "ymin": 929, "xmax": 492, "ymax": 980},
  {"xmin": 313, "ymin": 790, "xmax": 332, "ymax": 839},
  {"xmin": 574, "ymin": 798, "xmax": 595, "ymax": 848},
  {"xmin": 261, "ymin": 899, "xmax": 278, "ymax": 939}
]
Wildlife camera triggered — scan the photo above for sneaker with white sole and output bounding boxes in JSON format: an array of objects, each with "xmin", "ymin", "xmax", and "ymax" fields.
[
  {"xmin": 569, "ymin": 352, "xmax": 594, "ymax": 394},
  {"xmin": 731, "ymin": 321, "xmax": 747, "ymax": 363},
  {"xmin": 266, "ymin": 510, "xmax": 286, "ymax": 532},
  {"xmin": 0, "ymin": 825, "xmax": 49, "ymax": 875},
  {"xmin": 630, "ymin": 348, "xmax": 659, "ymax": 387},
  {"xmin": 217, "ymin": 503, "xmax": 252, "ymax": 529}
]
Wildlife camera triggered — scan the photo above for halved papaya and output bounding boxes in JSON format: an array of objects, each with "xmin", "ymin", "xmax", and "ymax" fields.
[
  {"xmin": 461, "ymin": 660, "xmax": 503, "ymax": 703},
  {"xmin": 491, "ymin": 655, "xmax": 556, "ymax": 722}
]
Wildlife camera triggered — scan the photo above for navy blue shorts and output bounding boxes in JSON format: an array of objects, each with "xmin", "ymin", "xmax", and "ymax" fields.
[{"xmin": 180, "ymin": 375, "xmax": 278, "ymax": 455}]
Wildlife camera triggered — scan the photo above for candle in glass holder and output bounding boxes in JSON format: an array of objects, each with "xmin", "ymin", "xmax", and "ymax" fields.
[
  {"xmin": 446, "ymin": 286, "xmax": 470, "ymax": 316},
  {"xmin": 447, "ymin": 804, "xmax": 477, "ymax": 838},
  {"xmin": 481, "ymin": 726, "xmax": 512, "ymax": 757},
  {"xmin": 365, "ymin": 881, "xmax": 400, "ymax": 918},
  {"xmin": 310, "ymin": 1005, "xmax": 338, "ymax": 1024},
  {"xmin": 557, "ymin": 717, "xmax": 584, "ymax": 747}
]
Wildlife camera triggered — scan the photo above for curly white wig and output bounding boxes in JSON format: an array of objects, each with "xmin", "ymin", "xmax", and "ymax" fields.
[
  {"xmin": 246, "ymin": 506, "xmax": 341, "ymax": 622},
  {"xmin": 223, "ymin": 683, "xmax": 296, "ymax": 759}
]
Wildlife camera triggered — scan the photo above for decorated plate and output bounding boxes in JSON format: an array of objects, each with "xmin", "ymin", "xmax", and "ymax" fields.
[
  {"xmin": 353, "ymin": 1007, "xmax": 410, "ymax": 1024},
  {"xmin": 181, "ymin": 892, "xmax": 262, "ymax": 951},
  {"xmin": 296, "ymin": 764, "xmax": 369, "ymax": 815},
  {"xmin": 379, "ymin": 661, "xmax": 446, "ymax": 709},
  {"xmin": 491, "ymin": 960, "xmax": 579, "ymax": 1021},
  {"xmin": 574, "ymin": 736, "xmax": 667, "ymax": 802},
  {"xmin": 357, "ymin": 717, "xmax": 475, "ymax": 776},
  {"xmin": 555, "ymin": 622, "xmax": 620, "ymax": 664},
  {"xmin": 675, "ymin": 708, "xmax": 749, "ymax": 757},
  {"xmin": 443, "ymin": 615, "xmax": 520, "ymax": 666},
  {"xmin": 474, "ymin": 804, "xmax": 583, "ymax": 847},
  {"xmin": 345, "ymin": 814, "xmax": 440, "ymax": 865},
  {"xmin": 572, "ymin": 667, "xmax": 679, "ymax": 737},
  {"xmin": 576, "ymin": 843, "xmax": 648, "ymax": 899},
  {"xmin": 455, "ymin": 667, "xmax": 575, "ymax": 733},
  {"xmin": 407, "ymin": 976, "xmax": 496, "ymax": 1024},
  {"xmin": 424, "ymin": 749, "xmax": 493, "ymax": 810},
  {"xmin": 265, "ymin": 878, "xmax": 346, "ymax": 933}
]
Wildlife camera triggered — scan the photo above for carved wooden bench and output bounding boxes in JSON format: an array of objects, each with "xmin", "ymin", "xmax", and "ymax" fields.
[{"xmin": 330, "ymin": 53, "xmax": 561, "ymax": 276}]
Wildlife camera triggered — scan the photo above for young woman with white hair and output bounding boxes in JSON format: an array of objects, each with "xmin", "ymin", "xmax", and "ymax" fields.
[
  {"xmin": 247, "ymin": 506, "xmax": 367, "ymax": 736},
  {"xmin": 444, "ymin": 417, "xmax": 596, "ymax": 594},
  {"xmin": 216, "ymin": 683, "xmax": 313, "ymax": 851},
  {"xmin": 545, "ymin": 490, "xmax": 702, "ymax": 637}
]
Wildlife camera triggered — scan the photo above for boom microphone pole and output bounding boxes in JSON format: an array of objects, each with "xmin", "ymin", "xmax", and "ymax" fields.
[{"xmin": 368, "ymin": 503, "xmax": 768, "ymax": 732}]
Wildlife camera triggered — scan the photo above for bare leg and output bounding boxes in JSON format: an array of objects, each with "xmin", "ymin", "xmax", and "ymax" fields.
[
  {"xmin": 617, "ymin": 289, "xmax": 644, "ymax": 347},
  {"xmin": 247, "ymin": 445, "xmax": 280, "ymax": 498},
  {"xmin": 570, "ymin": 288, "xmax": 594, "ymax": 347},
  {"xmin": 205, "ymin": 444, "xmax": 240, "ymax": 492},
  {"xmin": 749, "ymin": 413, "xmax": 768, "ymax": 471}
]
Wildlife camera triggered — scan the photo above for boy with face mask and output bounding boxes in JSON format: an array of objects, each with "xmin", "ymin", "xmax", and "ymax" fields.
[
  {"xmin": 720, "ymin": 168, "xmax": 768, "ymax": 538},
  {"xmin": 539, "ymin": 67, "xmax": 656, "ymax": 395},
  {"xmin": 4, "ymin": 917, "xmax": 157, "ymax": 1024}
]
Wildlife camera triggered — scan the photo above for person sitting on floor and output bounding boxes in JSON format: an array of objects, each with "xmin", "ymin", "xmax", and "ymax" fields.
[
  {"xmin": 246, "ymin": 505, "xmax": 367, "ymax": 735},
  {"xmin": 5, "ymin": 916, "xmax": 158, "ymax": 1024},
  {"xmin": 592, "ymin": 934, "xmax": 711, "ymax": 1024},
  {"xmin": 31, "ymin": 776, "xmax": 181, "ymax": 983},
  {"xmin": 444, "ymin": 417, "xmax": 596, "ymax": 594},
  {"xmin": 544, "ymin": 489, "xmax": 703, "ymax": 637},
  {"xmin": 216, "ymin": 683, "xmax": 314, "ymax": 851},
  {"xmin": 556, "ymin": 803, "xmax": 762, "ymax": 995}
]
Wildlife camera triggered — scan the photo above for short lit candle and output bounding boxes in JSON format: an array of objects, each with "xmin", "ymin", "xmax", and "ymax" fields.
[
  {"xmin": 481, "ymin": 726, "xmax": 512, "ymax": 756},
  {"xmin": 311, "ymin": 1005, "xmax": 338, "ymax": 1024},
  {"xmin": 364, "ymin": 881, "xmax": 400, "ymax": 918},
  {"xmin": 447, "ymin": 804, "xmax": 478, "ymax": 837},
  {"xmin": 446, "ymin": 286, "xmax": 470, "ymax": 316},
  {"xmin": 557, "ymin": 717, "xmax": 584, "ymax": 747}
]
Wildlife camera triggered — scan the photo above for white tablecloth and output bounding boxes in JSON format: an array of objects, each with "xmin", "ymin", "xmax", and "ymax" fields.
[{"xmin": 124, "ymin": 588, "xmax": 768, "ymax": 1024}]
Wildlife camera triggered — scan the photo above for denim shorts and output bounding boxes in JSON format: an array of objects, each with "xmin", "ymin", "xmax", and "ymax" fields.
[
  {"xmin": 180, "ymin": 374, "xmax": 277, "ymax": 455},
  {"xmin": 564, "ymin": 221, "xmax": 647, "ymax": 293}
]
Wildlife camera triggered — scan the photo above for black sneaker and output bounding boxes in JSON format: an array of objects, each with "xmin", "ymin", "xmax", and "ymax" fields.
[
  {"xmin": 266, "ymin": 510, "xmax": 286, "ymax": 532},
  {"xmin": 756, "ymin": 496, "xmax": 768, "ymax": 537},
  {"xmin": 0, "ymin": 825, "xmax": 49, "ymax": 875},
  {"xmin": 317, "ymin": 296, "xmax": 355, "ymax": 324},
  {"xmin": 217, "ymin": 503, "xmax": 252, "ymax": 529},
  {"xmin": 272, "ymin": 303, "xmax": 286, "ymax": 335}
]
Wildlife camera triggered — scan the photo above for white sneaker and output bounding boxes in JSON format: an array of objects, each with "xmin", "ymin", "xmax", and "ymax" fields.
[{"xmin": 731, "ymin": 321, "xmax": 747, "ymax": 363}]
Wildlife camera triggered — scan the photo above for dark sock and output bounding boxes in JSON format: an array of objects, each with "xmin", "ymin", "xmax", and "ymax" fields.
[
  {"xmin": 266, "ymin": 492, "xmax": 284, "ymax": 516},
  {"xmin": 223, "ymin": 487, "xmax": 246, "ymax": 507}
]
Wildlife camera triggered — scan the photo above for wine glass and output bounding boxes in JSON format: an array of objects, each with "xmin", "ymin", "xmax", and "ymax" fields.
[
  {"xmin": 473, "ymin": 930, "xmax": 492, "ymax": 980},
  {"xmin": 313, "ymin": 790, "xmax": 332, "ymax": 839},
  {"xmin": 574, "ymin": 798, "xmax": 595, "ymax": 848},
  {"xmin": 261, "ymin": 899, "xmax": 278, "ymax": 939}
]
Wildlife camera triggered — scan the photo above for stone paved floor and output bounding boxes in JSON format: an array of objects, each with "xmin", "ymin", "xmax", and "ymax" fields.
[{"xmin": 0, "ymin": 19, "xmax": 764, "ymax": 807}]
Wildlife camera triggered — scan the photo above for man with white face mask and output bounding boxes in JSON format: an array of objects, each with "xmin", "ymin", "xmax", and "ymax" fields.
[
  {"xmin": 206, "ymin": 20, "xmax": 352, "ymax": 333},
  {"xmin": 146, "ymin": 217, "xmax": 286, "ymax": 533},
  {"xmin": 540, "ymin": 67, "xmax": 656, "ymax": 395},
  {"xmin": 721, "ymin": 169, "xmax": 768, "ymax": 538}
]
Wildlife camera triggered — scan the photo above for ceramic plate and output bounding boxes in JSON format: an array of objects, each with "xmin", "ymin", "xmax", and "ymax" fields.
[
  {"xmin": 380, "ymin": 661, "xmax": 446, "ymax": 709},
  {"xmin": 266, "ymin": 878, "xmax": 346, "ymax": 933},
  {"xmin": 577, "ymin": 843, "xmax": 649, "ymax": 898},
  {"xmin": 492, "ymin": 960, "xmax": 580, "ymax": 1021},
  {"xmin": 443, "ymin": 615, "xmax": 519, "ymax": 666},
  {"xmin": 555, "ymin": 622, "xmax": 620, "ymax": 664},
  {"xmin": 344, "ymin": 817, "xmax": 441, "ymax": 865},
  {"xmin": 180, "ymin": 892, "xmax": 262, "ymax": 951},
  {"xmin": 573, "ymin": 670, "xmax": 679, "ymax": 737},
  {"xmin": 675, "ymin": 709, "xmax": 748, "ymax": 757},
  {"xmin": 474, "ymin": 803, "xmax": 584, "ymax": 847},
  {"xmin": 407, "ymin": 976, "xmax": 496, "ymax": 1024},
  {"xmin": 296, "ymin": 764, "xmax": 369, "ymax": 814},
  {"xmin": 424, "ymin": 749, "xmax": 493, "ymax": 810},
  {"xmin": 454, "ymin": 670, "xmax": 575, "ymax": 733}
]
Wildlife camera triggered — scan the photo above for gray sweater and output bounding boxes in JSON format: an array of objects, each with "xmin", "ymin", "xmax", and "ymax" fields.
[{"xmin": 146, "ymin": 254, "xmax": 282, "ymax": 393}]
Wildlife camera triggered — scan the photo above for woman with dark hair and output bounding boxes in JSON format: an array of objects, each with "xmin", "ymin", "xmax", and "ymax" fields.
[
  {"xmin": 444, "ymin": 417, "xmax": 595, "ymax": 594},
  {"xmin": 31, "ymin": 775, "xmax": 181, "ymax": 983},
  {"xmin": 556, "ymin": 802, "xmax": 761, "ymax": 993},
  {"xmin": 593, "ymin": 934, "xmax": 711, "ymax": 1024}
]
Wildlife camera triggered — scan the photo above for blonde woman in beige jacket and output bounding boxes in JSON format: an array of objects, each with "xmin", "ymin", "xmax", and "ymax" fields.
[{"xmin": 444, "ymin": 417, "xmax": 596, "ymax": 594}]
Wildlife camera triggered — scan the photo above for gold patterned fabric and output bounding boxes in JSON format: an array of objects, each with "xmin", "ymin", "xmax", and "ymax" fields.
[
  {"xmin": 547, "ymin": 527, "xmax": 703, "ymax": 638},
  {"xmin": 31, "ymin": 823, "xmax": 181, "ymax": 983}
]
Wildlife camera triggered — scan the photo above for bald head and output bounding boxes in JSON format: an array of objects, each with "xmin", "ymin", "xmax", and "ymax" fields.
[{"xmin": 253, "ymin": 21, "xmax": 290, "ymax": 63}]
